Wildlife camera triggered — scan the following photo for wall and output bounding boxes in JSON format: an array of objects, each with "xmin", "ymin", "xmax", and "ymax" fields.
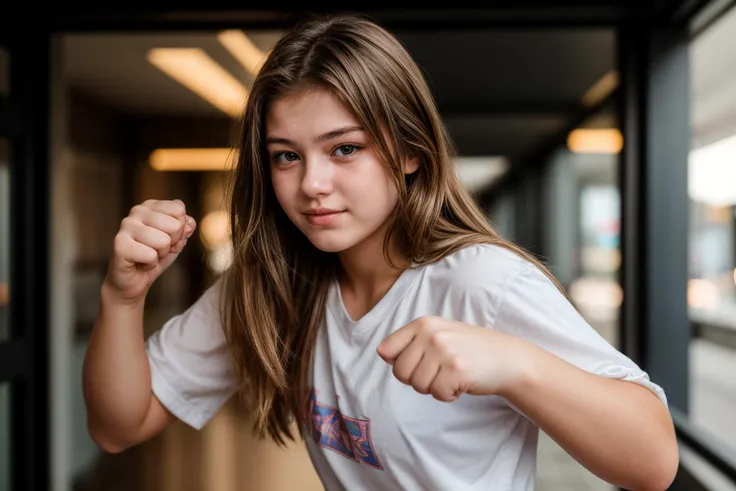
[{"xmin": 58, "ymin": 83, "xmax": 129, "ymax": 489}]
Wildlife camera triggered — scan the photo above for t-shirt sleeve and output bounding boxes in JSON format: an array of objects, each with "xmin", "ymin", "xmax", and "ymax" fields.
[
  {"xmin": 491, "ymin": 263, "xmax": 668, "ymax": 408},
  {"xmin": 145, "ymin": 277, "xmax": 238, "ymax": 430}
]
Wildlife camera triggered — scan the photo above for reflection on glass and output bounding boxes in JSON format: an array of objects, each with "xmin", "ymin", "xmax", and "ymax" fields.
[
  {"xmin": 688, "ymin": 4, "xmax": 736, "ymax": 457},
  {"xmin": 0, "ymin": 138, "xmax": 9, "ymax": 342},
  {"xmin": 0, "ymin": 382, "xmax": 10, "ymax": 491}
]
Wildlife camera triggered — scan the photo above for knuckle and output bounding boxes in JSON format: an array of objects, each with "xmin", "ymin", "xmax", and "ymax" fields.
[
  {"xmin": 429, "ymin": 330, "xmax": 450, "ymax": 348},
  {"xmin": 120, "ymin": 216, "xmax": 134, "ymax": 228},
  {"xmin": 113, "ymin": 233, "xmax": 127, "ymax": 252},
  {"xmin": 417, "ymin": 315, "xmax": 438, "ymax": 333},
  {"xmin": 448, "ymin": 357, "xmax": 464, "ymax": 374},
  {"xmin": 129, "ymin": 204, "xmax": 145, "ymax": 217},
  {"xmin": 172, "ymin": 199, "xmax": 186, "ymax": 215}
]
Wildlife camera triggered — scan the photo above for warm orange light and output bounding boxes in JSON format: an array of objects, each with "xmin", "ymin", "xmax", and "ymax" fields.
[
  {"xmin": 147, "ymin": 48, "xmax": 248, "ymax": 117},
  {"xmin": 217, "ymin": 30, "xmax": 269, "ymax": 76},
  {"xmin": 581, "ymin": 70, "xmax": 620, "ymax": 107},
  {"xmin": 149, "ymin": 148, "xmax": 238, "ymax": 171},
  {"xmin": 567, "ymin": 128, "xmax": 623, "ymax": 154}
]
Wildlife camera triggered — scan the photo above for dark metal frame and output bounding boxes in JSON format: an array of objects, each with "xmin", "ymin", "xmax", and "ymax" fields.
[
  {"xmin": 1, "ymin": 1, "xmax": 735, "ymax": 489},
  {"xmin": 616, "ymin": 21, "xmax": 692, "ymax": 411},
  {"xmin": 0, "ymin": 33, "xmax": 51, "ymax": 491}
]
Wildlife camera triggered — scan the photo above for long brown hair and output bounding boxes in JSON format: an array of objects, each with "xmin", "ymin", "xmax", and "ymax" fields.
[{"xmin": 222, "ymin": 13, "xmax": 563, "ymax": 445}]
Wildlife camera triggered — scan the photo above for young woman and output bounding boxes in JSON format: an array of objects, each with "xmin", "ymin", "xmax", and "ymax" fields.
[{"xmin": 83, "ymin": 13, "xmax": 679, "ymax": 490}]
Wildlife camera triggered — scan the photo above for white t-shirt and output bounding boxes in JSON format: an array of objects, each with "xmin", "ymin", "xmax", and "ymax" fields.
[{"xmin": 146, "ymin": 244, "xmax": 667, "ymax": 490}]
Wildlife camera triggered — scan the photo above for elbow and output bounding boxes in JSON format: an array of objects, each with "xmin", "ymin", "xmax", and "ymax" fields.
[
  {"xmin": 87, "ymin": 418, "xmax": 132, "ymax": 454},
  {"xmin": 650, "ymin": 454, "xmax": 679, "ymax": 491},
  {"xmin": 90, "ymin": 433, "xmax": 127, "ymax": 454},
  {"xmin": 632, "ymin": 441, "xmax": 680, "ymax": 491},
  {"xmin": 94, "ymin": 439, "xmax": 127, "ymax": 455},
  {"xmin": 634, "ymin": 398, "xmax": 680, "ymax": 491}
]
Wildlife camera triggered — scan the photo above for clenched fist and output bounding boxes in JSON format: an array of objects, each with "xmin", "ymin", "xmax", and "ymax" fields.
[{"xmin": 103, "ymin": 199, "xmax": 196, "ymax": 304}]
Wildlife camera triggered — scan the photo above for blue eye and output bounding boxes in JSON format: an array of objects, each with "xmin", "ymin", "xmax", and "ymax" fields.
[
  {"xmin": 334, "ymin": 144, "xmax": 359, "ymax": 157},
  {"xmin": 273, "ymin": 151, "xmax": 300, "ymax": 163}
]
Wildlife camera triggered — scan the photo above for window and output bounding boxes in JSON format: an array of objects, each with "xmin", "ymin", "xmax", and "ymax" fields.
[{"xmin": 688, "ymin": 4, "xmax": 736, "ymax": 456}]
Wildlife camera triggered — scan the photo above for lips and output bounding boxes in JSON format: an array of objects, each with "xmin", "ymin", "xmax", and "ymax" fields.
[{"xmin": 303, "ymin": 208, "xmax": 345, "ymax": 226}]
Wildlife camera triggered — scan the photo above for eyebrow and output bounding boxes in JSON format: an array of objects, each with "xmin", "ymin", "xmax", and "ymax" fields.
[{"xmin": 265, "ymin": 125, "xmax": 365, "ymax": 146}]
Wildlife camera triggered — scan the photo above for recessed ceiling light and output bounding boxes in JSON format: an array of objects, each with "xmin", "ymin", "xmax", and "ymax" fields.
[
  {"xmin": 149, "ymin": 148, "xmax": 238, "ymax": 171},
  {"xmin": 218, "ymin": 30, "xmax": 269, "ymax": 76},
  {"xmin": 567, "ymin": 128, "xmax": 623, "ymax": 154},
  {"xmin": 148, "ymin": 47, "xmax": 248, "ymax": 117}
]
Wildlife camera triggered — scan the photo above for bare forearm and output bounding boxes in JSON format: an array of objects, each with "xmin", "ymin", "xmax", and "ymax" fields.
[
  {"xmin": 82, "ymin": 282, "xmax": 152, "ymax": 448},
  {"xmin": 501, "ymin": 343, "xmax": 678, "ymax": 491}
]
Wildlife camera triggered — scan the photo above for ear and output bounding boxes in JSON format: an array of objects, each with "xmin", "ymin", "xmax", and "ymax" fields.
[{"xmin": 403, "ymin": 155, "xmax": 419, "ymax": 175}]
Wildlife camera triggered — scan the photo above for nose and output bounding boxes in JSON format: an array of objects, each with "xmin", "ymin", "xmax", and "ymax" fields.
[{"xmin": 300, "ymin": 156, "xmax": 334, "ymax": 198}]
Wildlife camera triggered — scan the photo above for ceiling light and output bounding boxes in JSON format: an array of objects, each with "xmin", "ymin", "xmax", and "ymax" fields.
[
  {"xmin": 218, "ymin": 30, "xmax": 269, "ymax": 76},
  {"xmin": 567, "ymin": 128, "xmax": 623, "ymax": 154},
  {"xmin": 147, "ymin": 48, "xmax": 248, "ymax": 117},
  {"xmin": 581, "ymin": 70, "xmax": 619, "ymax": 107},
  {"xmin": 150, "ymin": 148, "xmax": 238, "ymax": 171}
]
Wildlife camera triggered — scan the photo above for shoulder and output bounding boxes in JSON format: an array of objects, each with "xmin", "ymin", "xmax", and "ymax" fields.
[
  {"xmin": 412, "ymin": 243, "xmax": 545, "ymax": 316},
  {"xmin": 423, "ymin": 243, "xmax": 533, "ymax": 293},
  {"xmin": 412, "ymin": 243, "xmax": 562, "ymax": 327}
]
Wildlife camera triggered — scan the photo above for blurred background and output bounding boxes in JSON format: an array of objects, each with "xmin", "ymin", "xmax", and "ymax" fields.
[{"xmin": 2, "ymin": 2, "xmax": 736, "ymax": 490}]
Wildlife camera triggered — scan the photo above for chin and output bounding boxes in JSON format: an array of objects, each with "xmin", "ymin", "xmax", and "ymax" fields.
[{"xmin": 304, "ymin": 230, "xmax": 361, "ymax": 253}]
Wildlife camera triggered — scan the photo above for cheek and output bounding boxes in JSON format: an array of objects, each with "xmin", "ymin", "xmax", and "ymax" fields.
[
  {"xmin": 348, "ymin": 166, "xmax": 398, "ymax": 216},
  {"xmin": 271, "ymin": 172, "xmax": 296, "ymax": 208}
]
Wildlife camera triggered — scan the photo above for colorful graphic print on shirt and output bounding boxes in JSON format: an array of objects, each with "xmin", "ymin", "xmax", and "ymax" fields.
[{"xmin": 306, "ymin": 388, "xmax": 384, "ymax": 471}]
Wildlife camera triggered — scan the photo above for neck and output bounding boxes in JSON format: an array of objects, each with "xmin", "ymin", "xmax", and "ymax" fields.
[{"xmin": 337, "ymin": 222, "xmax": 409, "ymax": 298}]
